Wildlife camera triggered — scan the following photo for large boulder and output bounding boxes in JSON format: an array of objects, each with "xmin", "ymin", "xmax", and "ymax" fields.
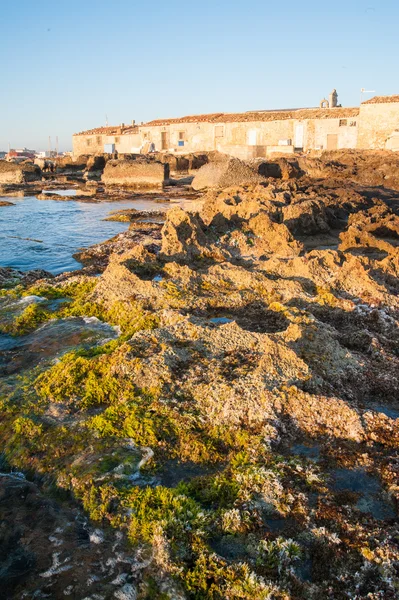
[
  {"xmin": 191, "ymin": 157, "xmax": 264, "ymax": 190},
  {"xmin": 0, "ymin": 160, "xmax": 41, "ymax": 184},
  {"xmin": 102, "ymin": 159, "xmax": 169, "ymax": 188}
]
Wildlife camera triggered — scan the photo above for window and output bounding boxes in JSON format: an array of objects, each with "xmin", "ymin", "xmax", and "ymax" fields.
[
  {"xmin": 349, "ymin": 121, "xmax": 357, "ymax": 127},
  {"xmin": 339, "ymin": 119, "xmax": 348, "ymax": 127},
  {"xmin": 86, "ymin": 138, "xmax": 92, "ymax": 146},
  {"xmin": 96, "ymin": 136, "xmax": 102, "ymax": 144},
  {"xmin": 215, "ymin": 125, "xmax": 224, "ymax": 138},
  {"xmin": 178, "ymin": 131, "xmax": 185, "ymax": 140},
  {"xmin": 114, "ymin": 136, "xmax": 120, "ymax": 143},
  {"xmin": 143, "ymin": 132, "xmax": 149, "ymax": 139}
]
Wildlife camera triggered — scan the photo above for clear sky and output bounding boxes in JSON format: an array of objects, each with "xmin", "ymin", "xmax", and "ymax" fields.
[{"xmin": 1, "ymin": 0, "xmax": 398, "ymax": 151}]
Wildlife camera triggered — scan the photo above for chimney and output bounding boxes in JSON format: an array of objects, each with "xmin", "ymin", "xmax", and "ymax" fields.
[
  {"xmin": 132, "ymin": 119, "xmax": 136, "ymax": 126},
  {"xmin": 121, "ymin": 122, "xmax": 125, "ymax": 128}
]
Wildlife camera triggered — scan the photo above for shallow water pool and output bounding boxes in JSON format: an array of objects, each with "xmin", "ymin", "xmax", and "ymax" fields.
[{"xmin": 0, "ymin": 195, "xmax": 171, "ymax": 274}]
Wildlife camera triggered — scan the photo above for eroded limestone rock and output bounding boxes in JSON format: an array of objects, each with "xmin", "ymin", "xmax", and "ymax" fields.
[{"xmin": 0, "ymin": 160, "xmax": 41, "ymax": 184}]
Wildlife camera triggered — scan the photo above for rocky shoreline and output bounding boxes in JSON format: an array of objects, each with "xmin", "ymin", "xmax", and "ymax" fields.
[{"xmin": 1, "ymin": 150, "xmax": 399, "ymax": 599}]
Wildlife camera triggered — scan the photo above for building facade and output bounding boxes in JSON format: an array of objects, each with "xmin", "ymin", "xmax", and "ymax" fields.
[{"xmin": 72, "ymin": 93, "xmax": 399, "ymax": 158}]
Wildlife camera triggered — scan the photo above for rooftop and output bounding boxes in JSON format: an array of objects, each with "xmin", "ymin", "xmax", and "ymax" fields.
[
  {"xmin": 74, "ymin": 94, "xmax": 399, "ymax": 136},
  {"xmin": 74, "ymin": 106, "xmax": 362, "ymax": 136},
  {"xmin": 143, "ymin": 107, "xmax": 360, "ymax": 126},
  {"xmin": 362, "ymin": 95, "xmax": 399, "ymax": 105},
  {"xmin": 74, "ymin": 125, "xmax": 138, "ymax": 136}
]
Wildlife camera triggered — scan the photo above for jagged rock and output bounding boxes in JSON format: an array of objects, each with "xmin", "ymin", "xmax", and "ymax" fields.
[
  {"xmin": 339, "ymin": 205, "xmax": 399, "ymax": 256},
  {"xmin": 201, "ymin": 185, "xmax": 278, "ymax": 228},
  {"xmin": 247, "ymin": 211, "xmax": 303, "ymax": 256},
  {"xmin": 298, "ymin": 149, "xmax": 399, "ymax": 190},
  {"xmin": 283, "ymin": 199, "xmax": 331, "ymax": 235},
  {"xmin": 160, "ymin": 207, "xmax": 210, "ymax": 261},
  {"xmin": 0, "ymin": 267, "xmax": 52, "ymax": 287}
]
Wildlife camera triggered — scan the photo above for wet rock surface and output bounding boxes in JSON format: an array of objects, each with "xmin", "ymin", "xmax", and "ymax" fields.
[
  {"xmin": 1, "ymin": 150, "xmax": 399, "ymax": 599},
  {"xmin": 0, "ymin": 474, "xmax": 138, "ymax": 600}
]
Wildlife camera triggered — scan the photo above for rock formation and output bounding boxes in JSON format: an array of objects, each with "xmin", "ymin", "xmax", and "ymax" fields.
[
  {"xmin": 0, "ymin": 160, "xmax": 41, "ymax": 184},
  {"xmin": 102, "ymin": 158, "xmax": 169, "ymax": 188},
  {"xmin": 1, "ymin": 149, "xmax": 399, "ymax": 600}
]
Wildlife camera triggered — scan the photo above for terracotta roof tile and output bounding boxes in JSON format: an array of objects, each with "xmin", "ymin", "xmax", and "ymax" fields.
[
  {"xmin": 143, "ymin": 107, "xmax": 359, "ymax": 126},
  {"xmin": 74, "ymin": 125, "xmax": 138, "ymax": 136},
  {"xmin": 362, "ymin": 95, "xmax": 399, "ymax": 105}
]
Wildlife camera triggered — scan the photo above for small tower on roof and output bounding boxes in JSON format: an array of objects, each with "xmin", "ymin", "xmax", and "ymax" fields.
[{"xmin": 329, "ymin": 89, "xmax": 338, "ymax": 108}]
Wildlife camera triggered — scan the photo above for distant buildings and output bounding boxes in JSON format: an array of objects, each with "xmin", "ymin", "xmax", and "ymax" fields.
[
  {"xmin": 7, "ymin": 148, "xmax": 36, "ymax": 160},
  {"xmin": 36, "ymin": 151, "xmax": 58, "ymax": 158},
  {"xmin": 3, "ymin": 149, "xmax": 63, "ymax": 162},
  {"xmin": 73, "ymin": 92, "xmax": 399, "ymax": 158}
]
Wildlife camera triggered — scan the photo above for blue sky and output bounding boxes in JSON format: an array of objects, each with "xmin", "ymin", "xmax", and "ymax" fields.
[{"xmin": 1, "ymin": 0, "xmax": 398, "ymax": 151}]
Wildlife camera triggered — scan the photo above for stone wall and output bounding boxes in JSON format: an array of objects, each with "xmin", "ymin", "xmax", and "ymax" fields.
[
  {"xmin": 73, "ymin": 134, "xmax": 105, "ymax": 156},
  {"xmin": 308, "ymin": 118, "xmax": 358, "ymax": 149},
  {"xmin": 138, "ymin": 115, "xmax": 358, "ymax": 157},
  {"xmin": 139, "ymin": 122, "xmax": 216, "ymax": 155},
  {"xmin": 73, "ymin": 132, "xmax": 141, "ymax": 156},
  {"xmin": 357, "ymin": 102, "xmax": 399, "ymax": 150},
  {"xmin": 386, "ymin": 132, "xmax": 399, "ymax": 151}
]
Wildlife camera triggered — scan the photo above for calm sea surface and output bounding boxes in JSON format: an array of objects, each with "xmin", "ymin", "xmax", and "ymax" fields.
[{"xmin": 0, "ymin": 193, "xmax": 170, "ymax": 274}]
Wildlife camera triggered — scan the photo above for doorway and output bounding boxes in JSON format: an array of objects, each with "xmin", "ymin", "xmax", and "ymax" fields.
[
  {"xmin": 161, "ymin": 131, "xmax": 169, "ymax": 150},
  {"xmin": 326, "ymin": 134, "xmax": 338, "ymax": 150},
  {"xmin": 294, "ymin": 123, "xmax": 304, "ymax": 149}
]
